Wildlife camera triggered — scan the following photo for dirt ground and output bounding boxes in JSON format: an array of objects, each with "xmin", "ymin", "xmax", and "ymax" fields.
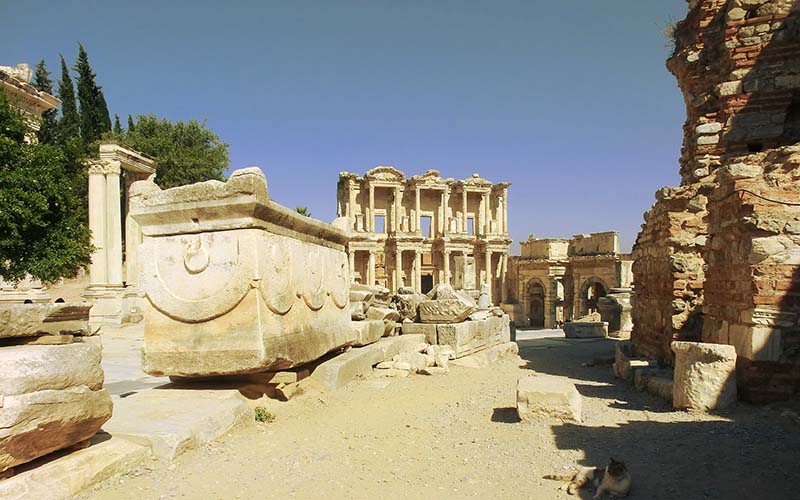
[{"xmin": 76, "ymin": 335, "xmax": 800, "ymax": 500}]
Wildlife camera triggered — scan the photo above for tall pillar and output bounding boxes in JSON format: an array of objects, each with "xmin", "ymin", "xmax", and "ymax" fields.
[
  {"xmin": 349, "ymin": 184, "xmax": 358, "ymax": 231},
  {"xmin": 87, "ymin": 162, "xmax": 108, "ymax": 287},
  {"xmin": 484, "ymin": 250, "xmax": 492, "ymax": 287},
  {"xmin": 500, "ymin": 254, "xmax": 509, "ymax": 303},
  {"xmin": 479, "ymin": 194, "xmax": 487, "ymax": 235},
  {"xmin": 462, "ymin": 189, "xmax": 468, "ymax": 234},
  {"xmin": 503, "ymin": 188, "xmax": 509, "ymax": 235},
  {"xmin": 125, "ymin": 173, "xmax": 144, "ymax": 286},
  {"xmin": 485, "ymin": 193, "xmax": 492, "ymax": 235},
  {"xmin": 415, "ymin": 251, "xmax": 422, "ymax": 293},
  {"xmin": 496, "ymin": 197, "xmax": 504, "ymax": 235},
  {"xmin": 105, "ymin": 162, "xmax": 123, "ymax": 287},
  {"xmin": 415, "ymin": 187, "xmax": 421, "ymax": 234},
  {"xmin": 368, "ymin": 250, "xmax": 376, "ymax": 286},
  {"xmin": 349, "ymin": 250, "xmax": 356, "ymax": 283},
  {"xmin": 368, "ymin": 184, "xmax": 375, "ymax": 232},
  {"xmin": 443, "ymin": 250, "xmax": 451, "ymax": 285},
  {"xmin": 395, "ymin": 249, "xmax": 403, "ymax": 290}
]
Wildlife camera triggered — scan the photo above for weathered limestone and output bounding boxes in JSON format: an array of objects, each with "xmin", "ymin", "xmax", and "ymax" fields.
[
  {"xmin": 563, "ymin": 316, "xmax": 608, "ymax": 339},
  {"xmin": 450, "ymin": 341, "xmax": 519, "ymax": 369},
  {"xmin": 672, "ymin": 341, "xmax": 737, "ymax": 411},
  {"xmin": 597, "ymin": 287, "xmax": 633, "ymax": 338},
  {"xmin": 0, "ymin": 303, "xmax": 92, "ymax": 338},
  {"xmin": 352, "ymin": 319, "xmax": 385, "ymax": 347},
  {"xmin": 436, "ymin": 315, "xmax": 510, "ymax": 357},
  {"xmin": 418, "ymin": 284, "xmax": 479, "ymax": 323},
  {"xmin": 502, "ymin": 232, "xmax": 633, "ymax": 329},
  {"xmin": 338, "ymin": 167, "xmax": 510, "ymax": 303},
  {"xmin": 102, "ymin": 389, "xmax": 251, "ymax": 460},
  {"xmin": 129, "ymin": 168, "xmax": 355, "ymax": 377},
  {"xmin": 0, "ymin": 63, "xmax": 59, "ymax": 140},
  {"xmin": 0, "ymin": 304, "xmax": 112, "ymax": 475},
  {"xmin": 516, "ymin": 375, "xmax": 582, "ymax": 423}
]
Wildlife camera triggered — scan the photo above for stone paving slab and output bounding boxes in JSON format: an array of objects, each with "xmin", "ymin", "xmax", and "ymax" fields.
[
  {"xmin": 450, "ymin": 341, "xmax": 519, "ymax": 369},
  {"xmin": 0, "ymin": 436, "xmax": 150, "ymax": 500},
  {"xmin": 102, "ymin": 388, "xmax": 252, "ymax": 460}
]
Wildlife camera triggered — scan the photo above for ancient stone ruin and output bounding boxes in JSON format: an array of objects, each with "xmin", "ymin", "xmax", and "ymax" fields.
[
  {"xmin": 632, "ymin": 0, "xmax": 800, "ymax": 402},
  {"xmin": 0, "ymin": 303, "xmax": 112, "ymax": 476},
  {"xmin": 129, "ymin": 167, "xmax": 355, "ymax": 377},
  {"xmin": 502, "ymin": 232, "xmax": 633, "ymax": 333},
  {"xmin": 337, "ymin": 167, "xmax": 511, "ymax": 303}
]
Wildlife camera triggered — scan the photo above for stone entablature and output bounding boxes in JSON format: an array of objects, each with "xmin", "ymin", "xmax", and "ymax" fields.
[
  {"xmin": 503, "ymin": 232, "xmax": 633, "ymax": 330},
  {"xmin": 337, "ymin": 167, "xmax": 511, "ymax": 304},
  {"xmin": 0, "ymin": 64, "xmax": 60, "ymax": 135}
]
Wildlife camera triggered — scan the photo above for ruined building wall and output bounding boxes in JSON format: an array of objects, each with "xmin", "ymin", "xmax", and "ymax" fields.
[{"xmin": 632, "ymin": 0, "xmax": 800, "ymax": 401}]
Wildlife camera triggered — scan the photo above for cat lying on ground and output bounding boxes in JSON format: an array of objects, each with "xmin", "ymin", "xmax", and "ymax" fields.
[{"xmin": 544, "ymin": 458, "xmax": 631, "ymax": 499}]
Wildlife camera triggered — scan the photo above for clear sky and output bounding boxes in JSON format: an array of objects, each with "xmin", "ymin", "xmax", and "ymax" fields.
[{"xmin": 2, "ymin": 0, "xmax": 688, "ymax": 252}]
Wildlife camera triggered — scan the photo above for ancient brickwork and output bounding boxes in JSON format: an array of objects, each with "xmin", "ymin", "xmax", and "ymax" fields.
[{"xmin": 633, "ymin": 0, "xmax": 800, "ymax": 401}]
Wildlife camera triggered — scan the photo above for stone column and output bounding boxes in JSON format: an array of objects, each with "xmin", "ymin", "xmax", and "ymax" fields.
[
  {"xmin": 462, "ymin": 189, "xmax": 468, "ymax": 234},
  {"xmin": 415, "ymin": 251, "xmax": 422, "ymax": 293},
  {"xmin": 349, "ymin": 250, "xmax": 356, "ymax": 283},
  {"xmin": 479, "ymin": 194, "xmax": 487, "ymax": 236},
  {"xmin": 411, "ymin": 250, "xmax": 417, "ymax": 291},
  {"xmin": 442, "ymin": 190, "xmax": 449, "ymax": 235},
  {"xmin": 88, "ymin": 161, "xmax": 108, "ymax": 287},
  {"xmin": 368, "ymin": 250, "xmax": 376, "ymax": 286},
  {"xmin": 438, "ymin": 191, "xmax": 445, "ymax": 236},
  {"xmin": 496, "ymin": 197, "xmax": 504, "ymax": 235},
  {"xmin": 349, "ymin": 184, "xmax": 358, "ymax": 231},
  {"xmin": 415, "ymin": 187, "xmax": 421, "ymax": 234},
  {"xmin": 500, "ymin": 254, "xmax": 508, "ymax": 303},
  {"xmin": 485, "ymin": 192, "xmax": 492, "ymax": 235},
  {"xmin": 484, "ymin": 250, "xmax": 492, "ymax": 287},
  {"xmin": 395, "ymin": 249, "xmax": 403, "ymax": 290},
  {"xmin": 503, "ymin": 187, "xmax": 509, "ymax": 235},
  {"xmin": 368, "ymin": 184, "xmax": 375, "ymax": 232},
  {"xmin": 105, "ymin": 161, "xmax": 124, "ymax": 287},
  {"xmin": 443, "ymin": 250, "xmax": 451, "ymax": 285},
  {"xmin": 125, "ymin": 173, "xmax": 144, "ymax": 286}
]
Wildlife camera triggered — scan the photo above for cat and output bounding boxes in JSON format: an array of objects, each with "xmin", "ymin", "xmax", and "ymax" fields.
[{"xmin": 543, "ymin": 458, "xmax": 631, "ymax": 499}]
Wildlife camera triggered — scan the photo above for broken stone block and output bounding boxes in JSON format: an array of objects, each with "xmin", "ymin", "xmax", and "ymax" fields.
[
  {"xmin": 516, "ymin": 375, "xmax": 582, "ymax": 423},
  {"xmin": 366, "ymin": 306, "xmax": 401, "ymax": 323},
  {"xmin": 450, "ymin": 342, "xmax": 519, "ymax": 368},
  {"xmin": 352, "ymin": 319, "xmax": 384, "ymax": 347},
  {"xmin": 0, "ymin": 343, "xmax": 112, "ymax": 474},
  {"xmin": 672, "ymin": 341, "xmax": 737, "ymax": 411},
  {"xmin": 350, "ymin": 301, "xmax": 366, "ymax": 321},
  {"xmin": 437, "ymin": 315, "xmax": 510, "ymax": 357},
  {"xmin": 130, "ymin": 168, "xmax": 355, "ymax": 377},
  {"xmin": 392, "ymin": 351, "xmax": 428, "ymax": 372},
  {"xmin": 563, "ymin": 321, "xmax": 608, "ymax": 338},
  {"xmin": 401, "ymin": 323, "xmax": 438, "ymax": 344},
  {"xmin": 418, "ymin": 299, "xmax": 476, "ymax": 323},
  {"xmin": 0, "ymin": 302, "xmax": 92, "ymax": 338}
]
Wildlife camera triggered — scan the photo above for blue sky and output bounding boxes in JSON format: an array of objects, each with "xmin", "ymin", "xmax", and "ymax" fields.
[{"xmin": 2, "ymin": 0, "xmax": 687, "ymax": 252}]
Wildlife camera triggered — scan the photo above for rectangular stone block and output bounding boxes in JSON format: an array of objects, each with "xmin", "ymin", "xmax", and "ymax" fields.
[
  {"xmin": 401, "ymin": 322, "xmax": 438, "ymax": 344},
  {"xmin": 672, "ymin": 341, "xmax": 737, "ymax": 411},
  {"xmin": 0, "ymin": 302, "xmax": 92, "ymax": 338},
  {"xmin": 563, "ymin": 321, "xmax": 608, "ymax": 338},
  {"xmin": 418, "ymin": 299, "xmax": 475, "ymax": 323},
  {"xmin": 352, "ymin": 319, "xmax": 384, "ymax": 347},
  {"xmin": 516, "ymin": 375, "xmax": 581, "ymax": 423},
  {"xmin": 0, "ymin": 343, "xmax": 104, "ymax": 396},
  {"xmin": 130, "ymin": 168, "xmax": 355, "ymax": 377},
  {"xmin": 436, "ymin": 315, "xmax": 510, "ymax": 357}
]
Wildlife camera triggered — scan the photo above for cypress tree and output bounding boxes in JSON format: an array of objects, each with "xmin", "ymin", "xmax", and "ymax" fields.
[
  {"xmin": 74, "ymin": 43, "xmax": 110, "ymax": 144},
  {"xmin": 56, "ymin": 55, "xmax": 80, "ymax": 144},
  {"xmin": 127, "ymin": 115, "xmax": 135, "ymax": 132},
  {"xmin": 113, "ymin": 114, "xmax": 122, "ymax": 134},
  {"xmin": 32, "ymin": 60, "xmax": 58, "ymax": 145}
]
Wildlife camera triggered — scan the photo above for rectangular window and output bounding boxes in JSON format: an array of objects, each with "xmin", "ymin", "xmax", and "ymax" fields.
[
  {"xmin": 374, "ymin": 215, "xmax": 386, "ymax": 234},
  {"xmin": 420, "ymin": 216, "xmax": 433, "ymax": 238},
  {"xmin": 467, "ymin": 217, "xmax": 475, "ymax": 235}
]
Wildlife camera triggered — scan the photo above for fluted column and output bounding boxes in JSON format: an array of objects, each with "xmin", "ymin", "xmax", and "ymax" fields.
[
  {"xmin": 105, "ymin": 161, "xmax": 123, "ymax": 287},
  {"xmin": 87, "ymin": 161, "xmax": 108, "ymax": 287}
]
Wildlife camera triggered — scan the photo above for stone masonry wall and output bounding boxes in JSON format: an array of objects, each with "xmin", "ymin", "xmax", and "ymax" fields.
[{"xmin": 633, "ymin": 0, "xmax": 800, "ymax": 400}]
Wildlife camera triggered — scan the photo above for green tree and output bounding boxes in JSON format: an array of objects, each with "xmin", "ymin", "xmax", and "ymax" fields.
[
  {"xmin": 113, "ymin": 113, "xmax": 122, "ymax": 134},
  {"xmin": 32, "ymin": 60, "xmax": 58, "ymax": 145},
  {"xmin": 295, "ymin": 206, "xmax": 312, "ymax": 217},
  {"xmin": 0, "ymin": 91, "xmax": 92, "ymax": 283},
  {"xmin": 127, "ymin": 114, "xmax": 135, "ymax": 132},
  {"xmin": 56, "ymin": 54, "xmax": 80, "ymax": 144},
  {"xmin": 74, "ymin": 43, "xmax": 111, "ymax": 144},
  {"xmin": 111, "ymin": 114, "xmax": 229, "ymax": 188}
]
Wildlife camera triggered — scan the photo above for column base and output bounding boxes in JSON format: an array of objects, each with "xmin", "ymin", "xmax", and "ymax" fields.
[{"xmin": 83, "ymin": 285, "xmax": 145, "ymax": 329}]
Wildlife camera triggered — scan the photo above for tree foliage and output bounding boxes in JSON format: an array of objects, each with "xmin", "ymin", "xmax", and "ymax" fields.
[
  {"xmin": 111, "ymin": 115, "xmax": 229, "ymax": 188},
  {"xmin": 113, "ymin": 113, "xmax": 122, "ymax": 134},
  {"xmin": 74, "ymin": 43, "xmax": 111, "ymax": 144},
  {"xmin": 57, "ymin": 54, "xmax": 80, "ymax": 144},
  {"xmin": 295, "ymin": 206, "xmax": 312, "ymax": 217},
  {"xmin": 33, "ymin": 60, "xmax": 58, "ymax": 145},
  {"xmin": 0, "ymin": 91, "xmax": 92, "ymax": 283}
]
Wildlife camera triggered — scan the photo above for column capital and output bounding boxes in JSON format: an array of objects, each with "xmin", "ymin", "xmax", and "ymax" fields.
[{"xmin": 87, "ymin": 159, "xmax": 121, "ymax": 175}]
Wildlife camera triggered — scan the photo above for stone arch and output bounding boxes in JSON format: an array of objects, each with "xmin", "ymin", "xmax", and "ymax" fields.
[
  {"xmin": 578, "ymin": 277, "xmax": 609, "ymax": 317},
  {"xmin": 525, "ymin": 278, "xmax": 547, "ymax": 328}
]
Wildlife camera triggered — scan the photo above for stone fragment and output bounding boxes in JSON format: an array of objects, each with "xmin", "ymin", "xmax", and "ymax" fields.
[
  {"xmin": 0, "ymin": 437, "xmax": 150, "ymax": 500},
  {"xmin": 437, "ymin": 315, "xmax": 510, "ymax": 357},
  {"xmin": 349, "ymin": 290, "xmax": 373, "ymax": 304},
  {"xmin": 419, "ymin": 366, "xmax": 449, "ymax": 376},
  {"xmin": 695, "ymin": 122, "xmax": 722, "ymax": 134},
  {"xmin": 516, "ymin": 375, "xmax": 582, "ymax": 423},
  {"xmin": 351, "ymin": 319, "xmax": 384, "ymax": 347},
  {"xmin": 0, "ymin": 386, "xmax": 113, "ymax": 473},
  {"xmin": 103, "ymin": 389, "xmax": 251, "ymax": 459},
  {"xmin": 450, "ymin": 341, "xmax": 519, "ymax": 368},
  {"xmin": 0, "ymin": 302, "xmax": 92, "ymax": 339},
  {"xmin": 418, "ymin": 299, "xmax": 477, "ymax": 323},
  {"xmin": 366, "ymin": 306, "xmax": 401, "ymax": 322},
  {"xmin": 0, "ymin": 343, "xmax": 104, "ymax": 396},
  {"xmin": 401, "ymin": 322, "xmax": 438, "ymax": 344},
  {"xmin": 563, "ymin": 321, "xmax": 608, "ymax": 338},
  {"xmin": 350, "ymin": 301, "xmax": 366, "ymax": 321},
  {"xmin": 130, "ymin": 168, "xmax": 355, "ymax": 377},
  {"xmin": 392, "ymin": 351, "xmax": 429, "ymax": 372},
  {"xmin": 671, "ymin": 341, "xmax": 737, "ymax": 411}
]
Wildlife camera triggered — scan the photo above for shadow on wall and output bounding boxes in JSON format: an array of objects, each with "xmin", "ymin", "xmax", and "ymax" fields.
[{"xmin": 549, "ymin": 417, "xmax": 800, "ymax": 500}]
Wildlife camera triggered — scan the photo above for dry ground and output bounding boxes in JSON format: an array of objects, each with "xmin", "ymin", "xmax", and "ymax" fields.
[{"xmin": 77, "ymin": 336, "xmax": 800, "ymax": 500}]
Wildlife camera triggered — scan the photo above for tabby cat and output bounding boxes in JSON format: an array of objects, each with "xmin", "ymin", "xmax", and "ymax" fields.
[{"xmin": 543, "ymin": 458, "xmax": 631, "ymax": 499}]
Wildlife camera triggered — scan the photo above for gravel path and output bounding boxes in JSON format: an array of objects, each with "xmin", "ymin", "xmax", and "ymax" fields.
[{"xmin": 78, "ymin": 336, "xmax": 800, "ymax": 500}]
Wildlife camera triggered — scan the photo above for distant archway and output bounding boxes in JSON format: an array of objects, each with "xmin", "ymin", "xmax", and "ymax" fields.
[
  {"xmin": 526, "ymin": 279, "xmax": 546, "ymax": 328},
  {"xmin": 579, "ymin": 277, "xmax": 608, "ymax": 316}
]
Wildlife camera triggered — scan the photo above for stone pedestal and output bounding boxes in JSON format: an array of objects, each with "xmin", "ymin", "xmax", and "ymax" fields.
[
  {"xmin": 516, "ymin": 375, "xmax": 582, "ymax": 423},
  {"xmin": 130, "ymin": 168, "xmax": 355, "ymax": 377},
  {"xmin": 597, "ymin": 287, "xmax": 633, "ymax": 338},
  {"xmin": 672, "ymin": 341, "xmax": 737, "ymax": 411}
]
